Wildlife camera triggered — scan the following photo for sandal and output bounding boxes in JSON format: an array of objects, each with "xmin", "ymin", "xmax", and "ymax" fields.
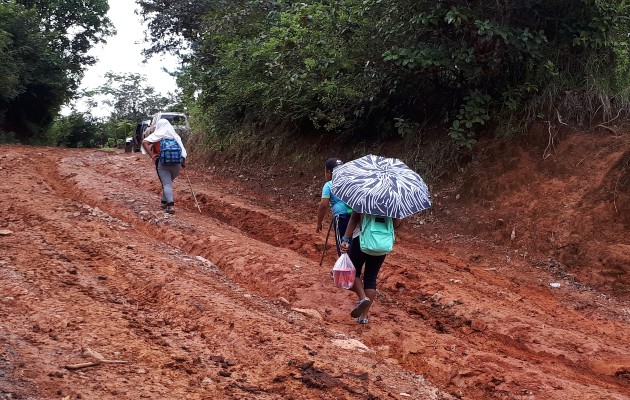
[
  {"xmin": 357, "ymin": 316, "xmax": 369, "ymax": 324},
  {"xmin": 165, "ymin": 208, "xmax": 175, "ymax": 214},
  {"xmin": 350, "ymin": 297, "xmax": 371, "ymax": 318}
]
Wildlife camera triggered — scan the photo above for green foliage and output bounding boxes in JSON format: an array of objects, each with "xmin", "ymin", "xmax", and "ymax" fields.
[
  {"xmin": 55, "ymin": 71, "xmax": 183, "ymax": 149},
  {"xmin": 178, "ymin": 1, "xmax": 376, "ymax": 135},
  {"xmin": 82, "ymin": 72, "xmax": 172, "ymax": 122},
  {"xmin": 394, "ymin": 118, "xmax": 421, "ymax": 139},
  {"xmin": 449, "ymin": 91, "xmax": 491, "ymax": 149},
  {"xmin": 105, "ymin": 137, "xmax": 117, "ymax": 149},
  {"xmin": 0, "ymin": 130, "xmax": 17, "ymax": 144},
  {"xmin": 49, "ymin": 109, "xmax": 147, "ymax": 149},
  {"xmin": 0, "ymin": 0, "xmax": 112, "ymax": 143},
  {"xmin": 16, "ymin": 0, "xmax": 113, "ymax": 90},
  {"xmin": 49, "ymin": 112, "xmax": 102, "ymax": 147},
  {"xmin": 139, "ymin": 0, "xmax": 630, "ymax": 150},
  {"xmin": 0, "ymin": 28, "xmax": 20, "ymax": 106},
  {"xmin": 0, "ymin": 2, "xmax": 66, "ymax": 141},
  {"xmin": 137, "ymin": 0, "xmax": 211, "ymax": 57}
]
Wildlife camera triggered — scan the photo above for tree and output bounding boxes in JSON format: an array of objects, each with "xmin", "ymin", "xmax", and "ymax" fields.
[
  {"xmin": 139, "ymin": 0, "xmax": 630, "ymax": 148},
  {"xmin": 0, "ymin": 29, "xmax": 20, "ymax": 108},
  {"xmin": 83, "ymin": 72, "xmax": 173, "ymax": 122},
  {"xmin": 0, "ymin": 0, "xmax": 112, "ymax": 143},
  {"xmin": 15, "ymin": 0, "xmax": 114, "ymax": 92},
  {"xmin": 49, "ymin": 111, "xmax": 102, "ymax": 148},
  {"xmin": 0, "ymin": 2, "xmax": 69, "ymax": 142},
  {"xmin": 137, "ymin": 0, "xmax": 214, "ymax": 57}
]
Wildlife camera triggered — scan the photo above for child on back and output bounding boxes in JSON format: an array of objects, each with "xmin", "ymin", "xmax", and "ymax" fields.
[{"xmin": 316, "ymin": 158, "xmax": 353, "ymax": 256}]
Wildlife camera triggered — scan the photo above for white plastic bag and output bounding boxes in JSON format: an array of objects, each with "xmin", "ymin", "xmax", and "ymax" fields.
[{"xmin": 331, "ymin": 253, "xmax": 356, "ymax": 289}]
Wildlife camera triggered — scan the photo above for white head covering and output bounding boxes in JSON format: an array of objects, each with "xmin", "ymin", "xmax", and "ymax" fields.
[{"xmin": 141, "ymin": 119, "xmax": 188, "ymax": 158}]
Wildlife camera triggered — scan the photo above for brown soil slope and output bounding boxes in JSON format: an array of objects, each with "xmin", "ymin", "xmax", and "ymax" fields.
[{"xmin": 0, "ymin": 135, "xmax": 629, "ymax": 400}]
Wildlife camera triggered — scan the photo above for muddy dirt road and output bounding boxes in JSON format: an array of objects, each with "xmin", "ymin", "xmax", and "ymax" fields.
[{"xmin": 0, "ymin": 144, "xmax": 629, "ymax": 399}]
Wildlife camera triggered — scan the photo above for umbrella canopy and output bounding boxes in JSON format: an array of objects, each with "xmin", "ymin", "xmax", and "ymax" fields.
[{"xmin": 331, "ymin": 154, "xmax": 431, "ymax": 219}]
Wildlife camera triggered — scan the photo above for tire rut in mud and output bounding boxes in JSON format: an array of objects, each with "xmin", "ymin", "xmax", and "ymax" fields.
[
  {"xmin": 7, "ymin": 149, "xmax": 453, "ymax": 399},
  {"xmin": 11, "ymin": 148, "xmax": 629, "ymax": 400}
]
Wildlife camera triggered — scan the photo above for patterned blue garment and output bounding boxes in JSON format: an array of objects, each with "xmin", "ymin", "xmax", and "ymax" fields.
[{"xmin": 331, "ymin": 154, "xmax": 431, "ymax": 219}]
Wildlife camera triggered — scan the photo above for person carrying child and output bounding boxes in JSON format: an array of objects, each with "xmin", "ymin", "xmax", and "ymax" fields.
[
  {"xmin": 316, "ymin": 158, "xmax": 353, "ymax": 256},
  {"xmin": 141, "ymin": 119, "xmax": 187, "ymax": 214}
]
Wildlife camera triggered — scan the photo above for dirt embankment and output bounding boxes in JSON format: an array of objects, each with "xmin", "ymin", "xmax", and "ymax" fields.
[
  {"xmin": 0, "ymin": 137, "xmax": 629, "ymax": 400},
  {"xmin": 444, "ymin": 129, "xmax": 630, "ymax": 297}
]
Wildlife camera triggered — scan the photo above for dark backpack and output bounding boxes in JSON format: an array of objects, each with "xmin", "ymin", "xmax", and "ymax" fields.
[
  {"xmin": 359, "ymin": 214, "xmax": 395, "ymax": 256},
  {"xmin": 159, "ymin": 138, "xmax": 182, "ymax": 165}
]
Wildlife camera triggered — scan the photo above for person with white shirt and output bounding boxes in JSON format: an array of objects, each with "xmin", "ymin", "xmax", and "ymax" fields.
[{"xmin": 141, "ymin": 119, "xmax": 188, "ymax": 214}]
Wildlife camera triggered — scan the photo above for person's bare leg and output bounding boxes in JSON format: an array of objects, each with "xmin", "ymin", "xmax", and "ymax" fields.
[
  {"xmin": 361, "ymin": 288, "xmax": 376, "ymax": 319},
  {"xmin": 351, "ymin": 277, "xmax": 366, "ymax": 299}
]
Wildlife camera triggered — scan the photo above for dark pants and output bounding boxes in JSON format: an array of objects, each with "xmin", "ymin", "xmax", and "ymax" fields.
[
  {"xmin": 348, "ymin": 236, "xmax": 386, "ymax": 290},
  {"xmin": 333, "ymin": 213, "xmax": 351, "ymax": 256}
]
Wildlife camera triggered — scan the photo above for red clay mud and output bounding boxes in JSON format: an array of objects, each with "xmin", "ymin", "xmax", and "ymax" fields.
[{"xmin": 0, "ymin": 136, "xmax": 629, "ymax": 399}]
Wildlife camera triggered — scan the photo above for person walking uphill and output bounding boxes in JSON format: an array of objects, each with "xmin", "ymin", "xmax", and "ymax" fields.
[
  {"xmin": 316, "ymin": 158, "xmax": 353, "ymax": 256},
  {"xmin": 340, "ymin": 212, "xmax": 402, "ymax": 324},
  {"xmin": 141, "ymin": 119, "xmax": 187, "ymax": 214},
  {"xmin": 331, "ymin": 154, "xmax": 432, "ymax": 324}
]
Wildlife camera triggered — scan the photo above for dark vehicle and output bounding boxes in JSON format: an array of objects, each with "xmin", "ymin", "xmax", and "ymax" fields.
[{"xmin": 132, "ymin": 119, "xmax": 151, "ymax": 152}]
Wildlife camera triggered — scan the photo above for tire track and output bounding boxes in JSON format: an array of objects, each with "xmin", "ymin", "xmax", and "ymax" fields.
[{"xmin": 11, "ymin": 146, "xmax": 629, "ymax": 399}]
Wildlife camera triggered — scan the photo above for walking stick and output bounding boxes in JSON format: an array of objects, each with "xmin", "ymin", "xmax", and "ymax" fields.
[
  {"xmin": 319, "ymin": 219, "xmax": 334, "ymax": 266},
  {"xmin": 184, "ymin": 169, "xmax": 202, "ymax": 214}
]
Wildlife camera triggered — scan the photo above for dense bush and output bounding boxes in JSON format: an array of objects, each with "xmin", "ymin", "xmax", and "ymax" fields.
[
  {"xmin": 48, "ymin": 113, "xmax": 102, "ymax": 148},
  {"xmin": 0, "ymin": 0, "xmax": 112, "ymax": 143},
  {"xmin": 139, "ymin": 0, "xmax": 630, "ymax": 148}
]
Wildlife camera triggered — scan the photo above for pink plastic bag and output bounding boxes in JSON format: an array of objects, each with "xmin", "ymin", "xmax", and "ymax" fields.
[{"xmin": 332, "ymin": 254, "xmax": 356, "ymax": 289}]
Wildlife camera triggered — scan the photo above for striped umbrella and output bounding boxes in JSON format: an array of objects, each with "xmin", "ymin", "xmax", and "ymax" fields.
[{"xmin": 331, "ymin": 154, "xmax": 431, "ymax": 219}]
